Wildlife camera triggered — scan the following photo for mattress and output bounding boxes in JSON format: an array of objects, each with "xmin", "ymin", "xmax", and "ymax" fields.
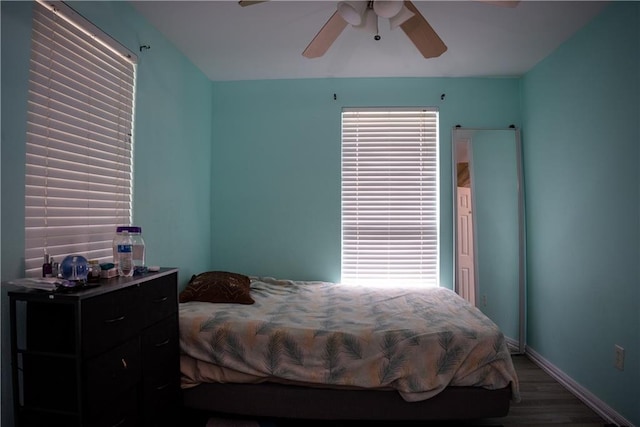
[{"xmin": 179, "ymin": 277, "xmax": 519, "ymax": 402}]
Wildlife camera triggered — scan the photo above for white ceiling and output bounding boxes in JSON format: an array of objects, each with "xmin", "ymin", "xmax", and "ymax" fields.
[{"xmin": 130, "ymin": 0, "xmax": 608, "ymax": 81}]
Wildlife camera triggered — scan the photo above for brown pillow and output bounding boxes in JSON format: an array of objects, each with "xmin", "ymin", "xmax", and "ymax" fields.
[{"xmin": 179, "ymin": 271, "xmax": 254, "ymax": 304}]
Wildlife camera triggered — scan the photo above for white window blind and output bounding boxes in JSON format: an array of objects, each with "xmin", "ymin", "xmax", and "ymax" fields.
[
  {"xmin": 341, "ymin": 108, "xmax": 439, "ymax": 287},
  {"xmin": 24, "ymin": 1, "xmax": 137, "ymax": 276}
]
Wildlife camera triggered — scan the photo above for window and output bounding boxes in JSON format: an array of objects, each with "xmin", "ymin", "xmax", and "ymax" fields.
[
  {"xmin": 24, "ymin": 1, "xmax": 137, "ymax": 277},
  {"xmin": 341, "ymin": 108, "xmax": 439, "ymax": 287}
]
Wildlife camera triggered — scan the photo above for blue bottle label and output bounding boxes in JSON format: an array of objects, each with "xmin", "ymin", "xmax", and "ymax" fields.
[{"xmin": 117, "ymin": 244, "xmax": 132, "ymax": 253}]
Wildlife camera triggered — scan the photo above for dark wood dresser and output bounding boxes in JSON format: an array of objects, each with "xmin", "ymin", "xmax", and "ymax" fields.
[{"xmin": 8, "ymin": 268, "xmax": 180, "ymax": 427}]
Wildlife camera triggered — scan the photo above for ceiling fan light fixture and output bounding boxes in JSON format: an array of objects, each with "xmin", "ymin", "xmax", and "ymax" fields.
[
  {"xmin": 355, "ymin": 8, "xmax": 378, "ymax": 34},
  {"xmin": 337, "ymin": 1, "xmax": 368, "ymax": 26},
  {"xmin": 373, "ymin": 1, "xmax": 403, "ymax": 19},
  {"xmin": 389, "ymin": 4, "xmax": 414, "ymax": 29}
]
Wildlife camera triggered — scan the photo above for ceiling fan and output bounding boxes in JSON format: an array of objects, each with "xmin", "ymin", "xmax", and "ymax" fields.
[{"xmin": 239, "ymin": 1, "xmax": 519, "ymax": 59}]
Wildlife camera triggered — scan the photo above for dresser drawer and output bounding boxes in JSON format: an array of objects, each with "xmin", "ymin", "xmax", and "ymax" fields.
[
  {"xmin": 86, "ymin": 337, "xmax": 141, "ymax": 415},
  {"xmin": 141, "ymin": 311, "xmax": 179, "ymax": 426},
  {"xmin": 87, "ymin": 384, "xmax": 139, "ymax": 427},
  {"xmin": 142, "ymin": 378, "xmax": 179, "ymax": 427},
  {"xmin": 142, "ymin": 314, "xmax": 178, "ymax": 368},
  {"xmin": 142, "ymin": 314, "xmax": 179, "ymax": 385},
  {"xmin": 82, "ymin": 285, "xmax": 141, "ymax": 357},
  {"xmin": 141, "ymin": 273, "xmax": 177, "ymax": 327}
]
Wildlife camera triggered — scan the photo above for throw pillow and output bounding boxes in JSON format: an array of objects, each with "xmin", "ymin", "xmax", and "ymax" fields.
[{"xmin": 179, "ymin": 271, "xmax": 254, "ymax": 304}]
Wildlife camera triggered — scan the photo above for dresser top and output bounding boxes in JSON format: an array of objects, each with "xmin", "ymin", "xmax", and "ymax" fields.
[{"xmin": 5, "ymin": 268, "xmax": 178, "ymax": 302}]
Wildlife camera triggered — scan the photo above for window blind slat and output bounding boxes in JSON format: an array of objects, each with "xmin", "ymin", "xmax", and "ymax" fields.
[
  {"xmin": 24, "ymin": 1, "xmax": 135, "ymax": 277},
  {"xmin": 26, "ymin": 168, "xmax": 132, "ymax": 189},
  {"xmin": 29, "ymin": 60, "xmax": 134, "ymax": 105},
  {"xmin": 27, "ymin": 130, "xmax": 132, "ymax": 163},
  {"xmin": 26, "ymin": 153, "xmax": 131, "ymax": 178},
  {"xmin": 341, "ymin": 108, "xmax": 439, "ymax": 287},
  {"xmin": 28, "ymin": 81, "xmax": 131, "ymax": 132},
  {"xmin": 32, "ymin": 8, "xmax": 135, "ymax": 84},
  {"xmin": 27, "ymin": 130, "xmax": 132, "ymax": 162}
]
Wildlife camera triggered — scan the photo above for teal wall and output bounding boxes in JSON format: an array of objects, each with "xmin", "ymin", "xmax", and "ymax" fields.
[
  {"xmin": 210, "ymin": 78, "xmax": 521, "ymax": 285},
  {"xmin": 1, "ymin": 1, "xmax": 213, "ymax": 425},
  {"xmin": 522, "ymin": 2, "xmax": 640, "ymax": 425},
  {"xmin": 1, "ymin": 4, "xmax": 41, "ymax": 425}
]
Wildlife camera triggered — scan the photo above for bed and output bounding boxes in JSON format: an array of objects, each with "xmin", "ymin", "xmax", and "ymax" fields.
[{"xmin": 179, "ymin": 274, "xmax": 520, "ymax": 421}]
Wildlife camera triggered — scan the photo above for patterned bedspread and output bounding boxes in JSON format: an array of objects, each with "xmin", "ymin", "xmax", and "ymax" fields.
[{"xmin": 179, "ymin": 277, "xmax": 519, "ymax": 402}]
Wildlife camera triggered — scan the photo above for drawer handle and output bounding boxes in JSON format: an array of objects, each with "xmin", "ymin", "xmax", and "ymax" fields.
[
  {"xmin": 121, "ymin": 358, "xmax": 127, "ymax": 369},
  {"xmin": 155, "ymin": 338, "xmax": 170, "ymax": 347},
  {"xmin": 152, "ymin": 296, "xmax": 168, "ymax": 304},
  {"xmin": 105, "ymin": 315, "xmax": 125, "ymax": 324},
  {"xmin": 156, "ymin": 382, "xmax": 170, "ymax": 391},
  {"xmin": 111, "ymin": 417, "xmax": 126, "ymax": 427}
]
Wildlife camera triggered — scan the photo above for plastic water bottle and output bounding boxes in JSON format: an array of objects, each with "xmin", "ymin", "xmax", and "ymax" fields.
[
  {"xmin": 116, "ymin": 230, "xmax": 134, "ymax": 277},
  {"xmin": 113, "ymin": 226, "xmax": 146, "ymax": 276}
]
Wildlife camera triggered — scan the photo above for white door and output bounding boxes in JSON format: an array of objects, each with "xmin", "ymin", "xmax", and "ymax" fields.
[{"xmin": 457, "ymin": 187, "xmax": 476, "ymax": 305}]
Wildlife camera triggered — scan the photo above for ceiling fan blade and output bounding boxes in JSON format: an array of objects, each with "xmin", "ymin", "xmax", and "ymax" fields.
[
  {"xmin": 476, "ymin": 0, "xmax": 520, "ymax": 7},
  {"xmin": 400, "ymin": 1, "xmax": 447, "ymax": 59},
  {"xmin": 302, "ymin": 11, "xmax": 348, "ymax": 58},
  {"xmin": 238, "ymin": 1, "xmax": 267, "ymax": 7}
]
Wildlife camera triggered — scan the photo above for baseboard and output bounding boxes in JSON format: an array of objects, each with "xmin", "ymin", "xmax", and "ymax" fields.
[
  {"xmin": 525, "ymin": 346, "xmax": 634, "ymax": 427},
  {"xmin": 505, "ymin": 336, "xmax": 521, "ymax": 353}
]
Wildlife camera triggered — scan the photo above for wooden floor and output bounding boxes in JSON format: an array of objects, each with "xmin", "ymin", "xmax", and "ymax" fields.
[{"xmin": 476, "ymin": 354, "xmax": 608, "ymax": 426}]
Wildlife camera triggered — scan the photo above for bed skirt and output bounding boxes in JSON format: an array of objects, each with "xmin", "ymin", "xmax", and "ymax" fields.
[{"xmin": 182, "ymin": 381, "xmax": 512, "ymax": 421}]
